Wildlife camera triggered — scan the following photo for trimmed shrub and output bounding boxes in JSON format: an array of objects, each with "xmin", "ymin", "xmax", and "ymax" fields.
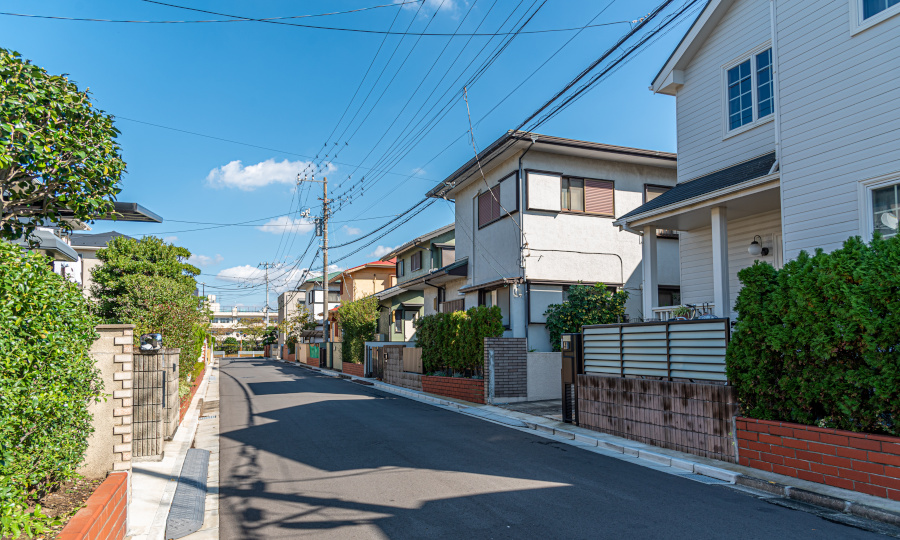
[
  {"xmin": 0, "ymin": 240, "xmax": 103, "ymax": 537},
  {"xmin": 544, "ymin": 283, "xmax": 628, "ymax": 352},
  {"xmin": 415, "ymin": 306, "xmax": 503, "ymax": 375},
  {"xmin": 726, "ymin": 235, "xmax": 900, "ymax": 435},
  {"xmin": 337, "ymin": 295, "xmax": 379, "ymax": 364},
  {"xmin": 221, "ymin": 337, "xmax": 239, "ymax": 356}
]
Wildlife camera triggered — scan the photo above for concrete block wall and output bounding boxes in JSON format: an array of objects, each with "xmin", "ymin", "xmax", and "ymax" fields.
[
  {"xmin": 384, "ymin": 345, "xmax": 422, "ymax": 391},
  {"xmin": 79, "ymin": 325, "xmax": 134, "ymax": 479},
  {"xmin": 483, "ymin": 338, "xmax": 527, "ymax": 402}
]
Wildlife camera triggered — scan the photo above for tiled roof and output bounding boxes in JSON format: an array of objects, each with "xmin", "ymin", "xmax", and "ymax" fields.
[
  {"xmin": 617, "ymin": 152, "xmax": 776, "ymax": 222},
  {"xmin": 69, "ymin": 231, "xmax": 133, "ymax": 248}
]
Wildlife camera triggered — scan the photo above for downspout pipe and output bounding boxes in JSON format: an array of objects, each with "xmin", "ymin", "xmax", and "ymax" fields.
[{"xmin": 517, "ymin": 137, "xmax": 537, "ymax": 345}]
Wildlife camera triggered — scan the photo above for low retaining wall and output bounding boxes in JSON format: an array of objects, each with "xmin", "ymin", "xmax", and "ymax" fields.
[
  {"xmin": 422, "ymin": 376, "xmax": 485, "ymax": 404},
  {"xmin": 577, "ymin": 375, "xmax": 738, "ymax": 462},
  {"xmin": 343, "ymin": 362, "xmax": 364, "ymax": 377},
  {"xmin": 737, "ymin": 417, "xmax": 900, "ymax": 501},
  {"xmin": 58, "ymin": 472, "xmax": 128, "ymax": 540}
]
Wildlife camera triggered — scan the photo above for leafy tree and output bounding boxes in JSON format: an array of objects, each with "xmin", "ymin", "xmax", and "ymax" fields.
[
  {"xmin": 727, "ymin": 235, "xmax": 900, "ymax": 435},
  {"xmin": 0, "ymin": 240, "xmax": 102, "ymax": 537},
  {"xmin": 337, "ymin": 295, "xmax": 380, "ymax": 364},
  {"xmin": 238, "ymin": 318, "xmax": 273, "ymax": 349},
  {"xmin": 221, "ymin": 337, "xmax": 240, "ymax": 356},
  {"xmin": 91, "ymin": 236, "xmax": 208, "ymax": 378},
  {"xmin": 544, "ymin": 284, "xmax": 628, "ymax": 352},
  {"xmin": 0, "ymin": 48, "xmax": 126, "ymax": 243},
  {"xmin": 278, "ymin": 302, "xmax": 315, "ymax": 343}
]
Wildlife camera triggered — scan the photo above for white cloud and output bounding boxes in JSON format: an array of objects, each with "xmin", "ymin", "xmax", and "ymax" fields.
[
  {"xmin": 164, "ymin": 236, "xmax": 178, "ymax": 243},
  {"xmin": 411, "ymin": 167, "xmax": 427, "ymax": 177},
  {"xmin": 341, "ymin": 225, "xmax": 362, "ymax": 236},
  {"xmin": 397, "ymin": 0, "xmax": 459, "ymax": 14},
  {"xmin": 205, "ymin": 158, "xmax": 336, "ymax": 191},
  {"xmin": 216, "ymin": 264, "xmax": 342, "ymax": 296},
  {"xmin": 370, "ymin": 245, "xmax": 397, "ymax": 258},
  {"xmin": 188, "ymin": 253, "xmax": 224, "ymax": 267},
  {"xmin": 257, "ymin": 216, "xmax": 315, "ymax": 235}
]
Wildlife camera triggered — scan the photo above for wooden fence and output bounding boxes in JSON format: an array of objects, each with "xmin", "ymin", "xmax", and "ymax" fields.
[
  {"xmin": 402, "ymin": 347, "xmax": 423, "ymax": 374},
  {"xmin": 582, "ymin": 319, "xmax": 730, "ymax": 382}
]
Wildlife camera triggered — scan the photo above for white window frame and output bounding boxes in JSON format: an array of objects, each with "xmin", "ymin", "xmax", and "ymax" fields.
[
  {"xmin": 850, "ymin": 0, "xmax": 900, "ymax": 35},
  {"xmin": 721, "ymin": 42, "xmax": 774, "ymax": 140},
  {"xmin": 857, "ymin": 171, "xmax": 900, "ymax": 239}
]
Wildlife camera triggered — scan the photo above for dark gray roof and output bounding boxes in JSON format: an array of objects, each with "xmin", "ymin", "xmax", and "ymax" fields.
[
  {"xmin": 70, "ymin": 231, "xmax": 133, "ymax": 248},
  {"xmin": 617, "ymin": 152, "xmax": 776, "ymax": 222}
]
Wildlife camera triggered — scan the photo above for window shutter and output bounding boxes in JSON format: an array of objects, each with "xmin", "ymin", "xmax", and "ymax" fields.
[
  {"xmin": 491, "ymin": 185, "xmax": 502, "ymax": 221},
  {"xmin": 645, "ymin": 185, "xmax": 670, "ymax": 202},
  {"xmin": 584, "ymin": 179, "xmax": 614, "ymax": 215},
  {"xmin": 478, "ymin": 191, "xmax": 492, "ymax": 227}
]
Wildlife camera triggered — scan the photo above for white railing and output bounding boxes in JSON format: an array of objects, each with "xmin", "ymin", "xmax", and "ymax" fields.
[
  {"xmin": 583, "ymin": 318, "xmax": 730, "ymax": 382},
  {"xmin": 651, "ymin": 303, "xmax": 716, "ymax": 321}
]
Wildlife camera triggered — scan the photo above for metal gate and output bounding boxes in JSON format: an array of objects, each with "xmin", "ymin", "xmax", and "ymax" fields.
[
  {"xmin": 370, "ymin": 346, "xmax": 384, "ymax": 380},
  {"xmin": 560, "ymin": 333, "xmax": 583, "ymax": 424},
  {"xmin": 134, "ymin": 351, "xmax": 165, "ymax": 458}
]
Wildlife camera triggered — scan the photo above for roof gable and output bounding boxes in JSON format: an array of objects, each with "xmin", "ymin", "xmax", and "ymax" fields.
[{"xmin": 651, "ymin": 0, "xmax": 737, "ymax": 95}]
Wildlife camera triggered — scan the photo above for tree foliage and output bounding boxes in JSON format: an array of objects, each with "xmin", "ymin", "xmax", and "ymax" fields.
[
  {"xmin": 544, "ymin": 284, "xmax": 628, "ymax": 352},
  {"xmin": 0, "ymin": 48, "xmax": 126, "ymax": 243},
  {"xmin": 727, "ymin": 235, "xmax": 900, "ymax": 435},
  {"xmin": 337, "ymin": 295, "xmax": 380, "ymax": 364},
  {"xmin": 221, "ymin": 337, "xmax": 240, "ymax": 356},
  {"xmin": 278, "ymin": 301, "xmax": 315, "ymax": 342},
  {"xmin": 414, "ymin": 306, "xmax": 503, "ymax": 375},
  {"xmin": 91, "ymin": 236, "xmax": 208, "ymax": 378},
  {"xmin": 0, "ymin": 240, "xmax": 102, "ymax": 537}
]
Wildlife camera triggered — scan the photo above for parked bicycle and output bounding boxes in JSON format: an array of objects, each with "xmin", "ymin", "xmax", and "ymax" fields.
[{"xmin": 672, "ymin": 302, "xmax": 716, "ymax": 320}]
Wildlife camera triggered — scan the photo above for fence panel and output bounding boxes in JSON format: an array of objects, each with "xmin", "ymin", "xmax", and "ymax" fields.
[
  {"xmin": 402, "ymin": 347, "xmax": 423, "ymax": 374},
  {"xmin": 582, "ymin": 319, "xmax": 729, "ymax": 382},
  {"xmin": 133, "ymin": 352, "xmax": 164, "ymax": 458}
]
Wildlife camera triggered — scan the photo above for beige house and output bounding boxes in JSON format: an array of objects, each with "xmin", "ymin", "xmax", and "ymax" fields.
[{"xmin": 68, "ymin": 231, "xmax": 133, "ymax": 296}]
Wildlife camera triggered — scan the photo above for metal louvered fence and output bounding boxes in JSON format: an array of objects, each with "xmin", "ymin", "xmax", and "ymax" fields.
[{"xmin": 582, "ymin": 319, "xmax": 730, "ymax": 382}]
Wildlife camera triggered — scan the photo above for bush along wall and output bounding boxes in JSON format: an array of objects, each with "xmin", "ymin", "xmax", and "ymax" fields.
[
  {"xmin": 0, "ymin": 240, "xmax": 103, "ymax": 537},
  {"xmin": 414, "ymin": 305, "xmax": 503, "ymax": 377},
  {"xmin": 726, "ymin": 234, "xmax": 900, "ymax": 436}
]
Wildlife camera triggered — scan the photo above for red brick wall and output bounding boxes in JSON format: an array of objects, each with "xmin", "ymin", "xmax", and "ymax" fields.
[
  {"xmin": 58, "ymin": 472, "xmax": 127, "ymax": 540},
  {"xmin": 422, "ymin": 376, "xmax": 485, "ymax": 404},
  {"xmin": 343, "ymin": 362, "xmax": 364, "ymax": 377},
  {"xmin": 305, "ymin": 355, "xmax": 319, "ymax": 367},
  {"xmin": 737, "ymin": 417, "xmax": 900, "ymax": 500}
]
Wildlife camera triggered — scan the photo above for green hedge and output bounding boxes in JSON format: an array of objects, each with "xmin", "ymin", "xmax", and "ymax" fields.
[
  {"xmin": 414, "ymin": 306, "xmax": 503, "ymax": 374},
  {"xmin": 726, "ymin": 235, "xmax": 900, "ymax": 435},
  {"xmin": 0, "ymin": 240, "xmax": 102, "ymax": 537}
]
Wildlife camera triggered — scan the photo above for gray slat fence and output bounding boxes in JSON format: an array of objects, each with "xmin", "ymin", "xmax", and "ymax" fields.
[{"xmin": 583, "ymin": 319, "xmax": 730, "ymax": 382}]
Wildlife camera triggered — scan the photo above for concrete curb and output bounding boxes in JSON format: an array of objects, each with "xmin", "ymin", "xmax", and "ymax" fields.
[{"xmin": 280, "ymin": 359, "xmax": 900, "ymax": 530}]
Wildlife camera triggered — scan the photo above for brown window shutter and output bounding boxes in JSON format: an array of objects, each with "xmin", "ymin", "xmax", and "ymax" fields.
[
  {"xmin": 491, "ymin": 185, "xmax": 502, "ymax": 221},
  {"xmin": 478, "ymin": 191, "xmax": 492, "ymax": 227},
  {"xmin": 584, "ymin": 179, "xmax": 614, "ymax": 215}
]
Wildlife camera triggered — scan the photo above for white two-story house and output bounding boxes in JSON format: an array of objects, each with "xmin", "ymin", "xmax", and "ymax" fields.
[
  {"xmin": 428, "ymin": 131, "xmax": 680, "ymax": 351},
  {"xmin": 615, "ymin": 0, "xmax": 900, "ymax": 319}
]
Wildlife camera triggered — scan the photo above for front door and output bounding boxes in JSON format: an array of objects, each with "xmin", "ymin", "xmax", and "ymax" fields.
[{"xmin": 403, "ymin": 310, "xmax": 418, "ymax": 341}]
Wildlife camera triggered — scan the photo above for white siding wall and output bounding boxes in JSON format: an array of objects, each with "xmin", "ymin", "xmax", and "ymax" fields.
[
  {"xmin": 678, "ymin": 209, "xmax": 782, "ymax": 315},
  {"xmin": 675, "ymin": 0, "xmax": 775, "ymax": 184},
  {"xmin": 777, "ymin": 0, "xmax": 900, "ymax": 257}
]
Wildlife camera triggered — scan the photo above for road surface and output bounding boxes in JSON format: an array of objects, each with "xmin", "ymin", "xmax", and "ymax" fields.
[{"xmin": 219, "ymin": 357, "xmax": 885, "ymax": 539}]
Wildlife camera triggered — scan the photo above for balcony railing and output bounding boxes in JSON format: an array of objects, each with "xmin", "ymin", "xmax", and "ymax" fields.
[
  {"xmin": 439, "ymin": 299, "xmax": 466, "ymax": 313},
  {"xmin": 582, "ymin": 318, "xmax": 730, "ymax": 382},
  {"xmin": 651, "ymin": 304, "xmax": 716, "ymax": 322}
]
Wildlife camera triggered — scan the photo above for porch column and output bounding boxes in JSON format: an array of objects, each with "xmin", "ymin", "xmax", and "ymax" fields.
[
  {"xmin": 641, "ymin": 226, "xmax": 658, "ymax": 320},
  {"xmin": 711, "ymin": 206, "xmax": 730, "ymax": 317}
]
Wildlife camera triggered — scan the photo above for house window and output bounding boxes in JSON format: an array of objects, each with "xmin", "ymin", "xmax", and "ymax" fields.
[
  {"xmin": 393, "ymin": 309, "xmax": 402, "ymax": 333},
  {"xmin": 644, "ymin": 185, "xmax": 678, "ymax": 238},
  {"xmin": 396, "ymin": 259, "xmax": 405, "ymax": 277},
  {"xmin": 478, "ymin": 186, "xmax": 502, "ymax": 228},
  {"xmin": 725, "ymin": 47, "xmax": 773, "ymax": 133},
  {"xmin": 863, "ymin": 0, "xmax": 900, "ymax": 19},
  {"xmin": 411, "ymin": 251, "xmax": 422, "ymax": 272},
  {"xmin": 561, "ymin": 178, "xmax": 614, "ymax": 216},
  {"xmin": 658, "ymin": 287, "xmax": 681, "ymax": 307},
  {"xmin": 873, "ymin": 183, "xmax": 900, "ymax": 239}
]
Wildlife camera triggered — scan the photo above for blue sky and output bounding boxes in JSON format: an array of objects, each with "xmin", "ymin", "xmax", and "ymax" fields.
[{"xmin": 2, "ymin": 0, "xmax": 697, "ymax": 308}]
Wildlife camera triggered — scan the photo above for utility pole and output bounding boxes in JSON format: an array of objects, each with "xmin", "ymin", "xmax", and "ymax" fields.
[
  {"xmin": 257, "ymin": 262, "xmax": 276, "ymax": 328},
  {"xmin": 297, "ymin": 174, "xmax": 330, "ymax": 348}
]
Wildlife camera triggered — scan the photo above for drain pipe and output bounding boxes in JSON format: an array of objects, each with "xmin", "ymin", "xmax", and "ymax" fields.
[{"xmin": 517, "ymin": 136, "xmax": 537, "ymax": 345}]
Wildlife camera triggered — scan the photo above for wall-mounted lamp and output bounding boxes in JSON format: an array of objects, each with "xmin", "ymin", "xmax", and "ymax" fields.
[{"xmin": 748, "ymin": 235, "xmax": 769, "ymax": 257}]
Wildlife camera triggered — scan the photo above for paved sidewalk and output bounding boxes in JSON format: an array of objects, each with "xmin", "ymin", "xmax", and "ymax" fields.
[
  {"xmin": 284, "ymin": 359, "xmax": 900, "ymax": 531},
  {"xmin": 180, "ymin": 358, "xmax": 220, "ymax": 540},
  {"xmin": 128, "ymin": 359, "xmax": 215, "ymax": 540}
]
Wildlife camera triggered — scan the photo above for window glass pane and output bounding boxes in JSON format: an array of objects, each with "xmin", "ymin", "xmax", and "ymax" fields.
[
  {"xmin": 560, "ymin": 177, "xmax": 570, "ymax": 210},
  {"xmin": 728, "ymin": 60, "xmax": 753, "ymax": 130},
  {"xmin": 864, "ymin": 0, "xmax": 899, "ymax": 19},
  {"xmin": 873, "ymin": 184, "xmax": 899, "ymax": 238},
  {"xmin": 756, "ymin": 49, "xmax": 773, "ymax": 118},
  {"xmin": 569, "ymin": 179, "xmax": 584, "ymax": 212}
]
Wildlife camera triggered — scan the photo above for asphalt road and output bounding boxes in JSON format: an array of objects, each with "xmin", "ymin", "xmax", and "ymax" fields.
[{"xmin": 219, "ymin": 357, "xmax": 884, "ymax": 539}]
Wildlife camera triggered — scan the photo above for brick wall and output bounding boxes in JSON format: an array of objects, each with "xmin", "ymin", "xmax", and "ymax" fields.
[
  {"xmin": 343, "ymin": 362, "xmax": 364, "ymax": 377},
  {"xmin": 737, "ymin": 417, "xmax": 900, "ymax": 500},
  {"xmin": 483, "ymin": 337, "xmax": 527, "ymax": 402},
  {"xmin": 577, "ymin": 375, "xmax": 739, "ymax": 462},
  {"xmin": 80, "ymin": 325, "xmax": 134, "ymax": 480},
  {"xmin": 58, "ymin": 472, "xmax": 127, "ymax": 540},
  {"xmin": 422, "ymin": 376, "xmax": 485, "ymax": 404}
]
